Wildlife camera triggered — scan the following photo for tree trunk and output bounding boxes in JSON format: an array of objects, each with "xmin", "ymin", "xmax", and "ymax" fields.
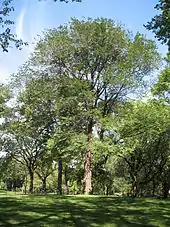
[
  {"xmin": 152, "ymin": 178, "xmax": 156, "ymax": 197},
  {"xmin": 162, "ymin": 169, "xmax": 170, "ymax": 199},
  {"xmin": 58, "ymin": 159, "xmax": 62, "ymax": 195},
  {"xmin": 83, "ymin": 121, "xmax": 93, "ymax": 194},
  {"xmin": 24, "ymin": 174, "xmax": 28, "ymax": 194},
  {"xmin": 131, "ymin": 175, "xmax": 137, "ymax": 197},
  {"xmin": 162, "ymin": 179, "xmax": 169, "ymax": 199},
  {"xmin": 64, "ymin": 166, "xmax": 69, "ymax": 194},
  {"xmin": 28, "ymin": 168, "xmax": 34, "ymax": 194},
  {"xmin": 42, "ymin": 177, "xmax": 47, "ymax": 193},
  {"xmin": 105, "ymin": 185, "xmax": 109, "ymax": 195}
]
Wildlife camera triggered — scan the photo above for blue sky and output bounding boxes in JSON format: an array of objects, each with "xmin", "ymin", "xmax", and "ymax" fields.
[{"xmin": 0, "ymin": 0, "xmax": 168, "ymax": 83}]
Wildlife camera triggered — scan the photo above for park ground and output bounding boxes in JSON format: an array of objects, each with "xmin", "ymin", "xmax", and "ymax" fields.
[{"xmin": 0, "ymin": 192, "xmax": 170, "ymax": 226}]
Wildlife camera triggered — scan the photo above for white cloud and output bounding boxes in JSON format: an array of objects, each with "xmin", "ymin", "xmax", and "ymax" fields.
[
  {"xmin": 0, "ymin": 1, "xmax": 50, "ymax": 83},
  {"xmin": 16, "ymin": 8, "xmax": 26, "ymax": 40}
]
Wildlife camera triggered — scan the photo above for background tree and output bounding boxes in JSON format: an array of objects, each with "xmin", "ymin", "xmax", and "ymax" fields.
[
  {"xmin": 0, "ymin": 157, "xmax": 25, "ymax": 191},
  {"xmin": 145, "ymin": 0, "xmax": 170, "ymax": 50},
  {"xmin": 35, "ymin": 151, "xmax": 57, "ymax": 193},
  {"xmin": 5, "ymin": 76, "xmax": 58, "ymax": 193},
  {"xmin": 152, "ymin": 54, "xmax": 170, "ymax": 104},
  {"xmin": 117, "ymin": 100, "xmax": 170, "ymax": 197},
  {"xmin": 0, "ymin": 83, "xmax": 11, "ymax": 118}
]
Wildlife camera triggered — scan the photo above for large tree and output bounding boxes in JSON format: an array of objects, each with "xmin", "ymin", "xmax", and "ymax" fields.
[{"xmin": 27, "ymin": 18, "xmax": 160, "ymax": 194}]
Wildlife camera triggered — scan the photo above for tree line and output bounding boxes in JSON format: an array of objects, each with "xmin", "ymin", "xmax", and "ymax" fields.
[{"xmin": 0, "ymin": 17, "xmax": 169, "ymax": 197}]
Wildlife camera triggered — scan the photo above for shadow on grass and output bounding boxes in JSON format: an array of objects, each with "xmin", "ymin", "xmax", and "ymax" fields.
[{"xmin": 0, "ymin": 195, "xmax": 170, "ymax": 226}]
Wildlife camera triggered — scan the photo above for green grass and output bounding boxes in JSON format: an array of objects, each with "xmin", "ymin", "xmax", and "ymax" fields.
[{"xmin": 0, "ymin": 192, "xmax": 170, "ymax": 226}]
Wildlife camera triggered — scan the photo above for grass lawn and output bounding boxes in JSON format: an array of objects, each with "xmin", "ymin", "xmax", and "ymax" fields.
[{"xmin": 0, "ymin": 192, "xmax": 170, "ymax": 226}]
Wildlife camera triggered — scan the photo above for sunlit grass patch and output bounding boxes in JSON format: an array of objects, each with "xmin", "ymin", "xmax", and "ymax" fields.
[{"xmin": 0, "ymin": 194, "xmax": 170, "ymax": 226}]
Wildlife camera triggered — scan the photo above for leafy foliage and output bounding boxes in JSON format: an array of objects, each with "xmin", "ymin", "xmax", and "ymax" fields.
[
  {"xmin": 145, "ymin": 0, "xmax": 170, "ymax": 50},
  {"xmin": 0, "ymin": 0, "xmax": 28, "ymax": 51},
  {"xmin": 152, "ymin": 54, "xmax": 170, "ymax": 103},
  {"xmin": 0, "ymin": 18, "xmax": 169, "ymax": 198},
  {"xmin": 0, "ymin": 84, "xmax": 10, "ymax": 118}
]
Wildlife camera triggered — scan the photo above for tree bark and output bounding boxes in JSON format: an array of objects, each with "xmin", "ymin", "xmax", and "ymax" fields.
[
  {"xmin": 42, "ymin": 177, "xmax": 47, "ymax": 193},
  {"xmin": 152, "ymin": 178, "xmax": 156, "ymax": 197},
  {"xmin": 162, "ymin": 180, "xmax": 169, "ymax": 199},
  {"xmin": 83, "ymin": 120, "xmax": 93, "ymax": 194},
  {"xmin": 162, "ymin": 169, "xmax": 170, "ymax": 199},
  {"xmin": 105, "ymin": 185, "xmax": 109, "ymax": 195},
  {"xmin": 131, "ymin": 175, "xmax": 138, "ymax": 197},
  {"xmin": 24, "ymin": 174, "xmax": 28, "ymax": 194},
  {"xmin": 58, "ymin": 159, "xmax": 63, "ymax": 195},
  {"xmin": 28, "ymin": 168, "xmax": 34, "ymax": 194}
]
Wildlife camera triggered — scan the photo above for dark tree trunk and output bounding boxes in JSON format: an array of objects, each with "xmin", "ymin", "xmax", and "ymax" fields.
[
  {"xmin": 24, "ymin": 174, "xmax": 28, "ymax": 194},
  {"xmin": 105, "ymin": 185, "xmax": 109, "ymax": 195},
  {"xmin": 28, "ymin": 168, "xmax": 34, "ymax": 194},
  {"xmin": 64, "ymin": 166, "xmax": 69, "ymax": 194},
  {"xmin": 83, "ymin": 121, "xmax": 93, "ymax": 194},
  {"xmin": 131, "ymin": 175, "xmax": 138, "ymax": 197},
  {"xmin": 58, "ymin": 159, "xmax": 63, "ymax": 195},
  {"xmin": 162, "ymin": 169, "xmax": 170, "ymax": 199},
  {"xmin": 162, "ymin": 180, "xmax": 169, "ymax": 199},
  {"xmin": 152, "ymin": 178, "xmax": 156, "ymax": 197},
  {"xmin": 42, "ymin": 177, "xmax": 47, "ymax": 193}
]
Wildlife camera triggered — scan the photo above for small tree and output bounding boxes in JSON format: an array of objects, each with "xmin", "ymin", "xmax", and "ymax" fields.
[{"xmin": 5, "ymin": 77, "xmax": 57, "ymax": 193}]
